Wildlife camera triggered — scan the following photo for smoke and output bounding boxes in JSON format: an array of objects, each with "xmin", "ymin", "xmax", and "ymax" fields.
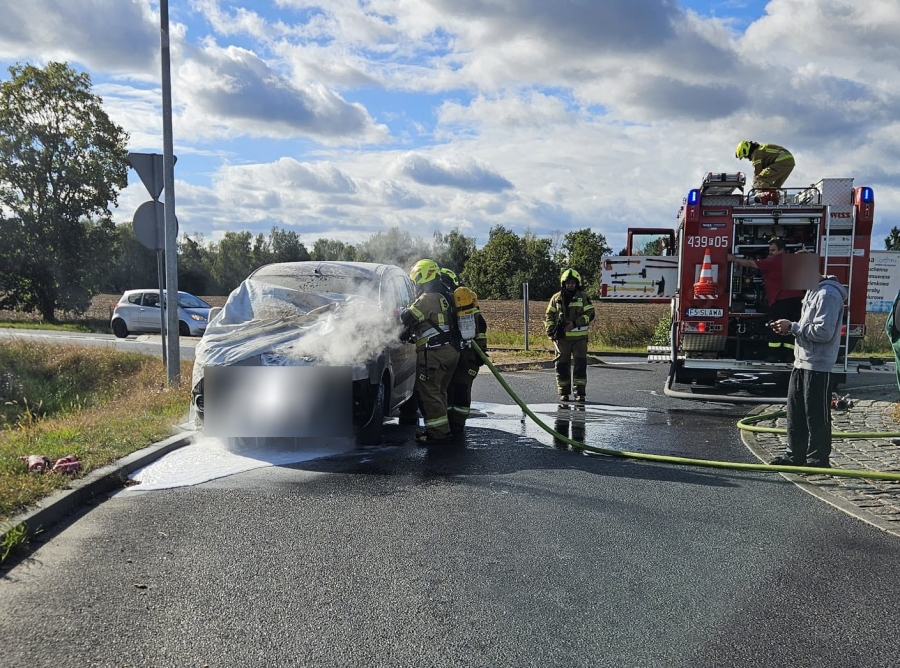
[{"xmin": 284, "ymin": 296, "xmax": 403, "ymax": 367}]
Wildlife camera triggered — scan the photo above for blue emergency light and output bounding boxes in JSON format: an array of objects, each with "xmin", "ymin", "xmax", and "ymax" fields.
[
  {"xmin": 687, "ymin": 189, "xmax": 700, "ymax": 205},
  {"xmin": 860, "ymin": 187, "xmax": 874, "ymax": 203}
]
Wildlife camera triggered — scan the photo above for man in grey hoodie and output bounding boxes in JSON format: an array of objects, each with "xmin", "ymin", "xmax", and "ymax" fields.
[{"xmin": 769, "ymin": 274, "xmax": 848, "ymax": 468}]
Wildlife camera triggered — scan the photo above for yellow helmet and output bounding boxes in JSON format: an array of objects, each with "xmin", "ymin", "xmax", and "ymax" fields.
[
  {"xmin": 560, "ymin": 268, "xmax": 581, "ymax": 288},
  {"xmin": 735, "ymin": 140, "xmax": 752, "ymax": 160},
  {"xmin": 409, "ymin": 259, "xmax": 440, "ymax": 286},
  {"xmin": 439, "ymin": 267, "xmax": 459, "ymax": 289}
]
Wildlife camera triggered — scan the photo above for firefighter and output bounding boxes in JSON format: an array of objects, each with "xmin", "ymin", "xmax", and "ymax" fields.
[
  {"xmin": 544, "ymin": 268, "xmax": 595, "ymax": 403},
  {"xmin": 400, "ymin": 259, "xmax": 460, "ymax": 445},
  {"xmin": 439, "ymin": 267, "xmax": 489, "ymax": 435},
  {"xmin": 735, "ymin": 140, "xmax": 794, "ymax": 204}
]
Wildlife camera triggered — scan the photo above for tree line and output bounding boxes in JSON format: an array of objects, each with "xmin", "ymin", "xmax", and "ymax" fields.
[{"xmin": 103, "ymin": 223, "xmax": 612, "ymax": 303}]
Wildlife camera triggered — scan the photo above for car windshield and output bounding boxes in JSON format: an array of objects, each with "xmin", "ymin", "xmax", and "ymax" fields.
[
  {"xmin": 177, "ymin": 294, "xmax": 210, "ymax": 309},
  {"xmin": 254, "ymin": 274, "xmax": 375, "ymax": 297}
]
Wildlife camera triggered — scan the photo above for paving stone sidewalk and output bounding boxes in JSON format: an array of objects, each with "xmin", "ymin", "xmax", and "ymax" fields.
[{"xmin": 741, "ymin": 386, "xmax": 900, "ymax": 537}]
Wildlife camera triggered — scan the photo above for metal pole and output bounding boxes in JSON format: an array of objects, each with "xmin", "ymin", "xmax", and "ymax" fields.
[
  {"xmin": 160, "ymin": 0, "xmax": 180, "ymax": 385},
  {"xmin": 523, "ymin": 282, "xmax": 529, "ymax": 351},
  {"xmin": 156, "ymin": 249, "xmax": 167, "ymax": 366}
]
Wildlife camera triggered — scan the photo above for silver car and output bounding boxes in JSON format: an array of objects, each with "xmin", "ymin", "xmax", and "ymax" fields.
[
  {"xmin": 190, "ymin": 261, "xmax": 417, "ymax": 445},
  {"xmin": 110, "ymin": 289, "xmax": 211, "ymax": 338}
]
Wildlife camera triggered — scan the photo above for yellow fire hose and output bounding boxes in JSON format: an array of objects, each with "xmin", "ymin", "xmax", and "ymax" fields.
[{"xmin": 473, "ymin": 343, "xmax": 900, "ymax": 482}]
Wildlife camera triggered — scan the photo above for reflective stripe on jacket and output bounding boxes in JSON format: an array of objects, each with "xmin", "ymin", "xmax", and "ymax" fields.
[
  {"xmin": 544, "ymin": 290, "xmax": 595, "ymax": 338},
  {"xmin": 402, "ymin": 291, "xmax": 453, "ymax": 348}
]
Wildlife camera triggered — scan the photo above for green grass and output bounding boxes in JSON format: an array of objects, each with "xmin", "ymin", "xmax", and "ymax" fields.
[
  {"xmin": 0, "ymin": 318, "xmax": 110, "ymax": 334},
  {"xmin": 0, "ymin": 341, "xmax": 191, "ymax": 533}
]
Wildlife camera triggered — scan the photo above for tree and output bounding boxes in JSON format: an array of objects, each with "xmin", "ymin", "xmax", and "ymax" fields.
[
  {"xmin": 560, "ymin": 228, "xmax": 611, "ymax": 297},
  {"xmin": 310, "ymin": 238, "xmax": 358, "ymax": 262},
  {"xmin": 270, "ymin": 227, "xmax": 310, "ymax": 263},
  {"xmin": 432, "ymin": 228, "xmax": 477, "ymax": 276},
  {"xmin": 251, "ymin": 232, "xmax": 272, "ymax": 269},
  {"xmin": 177, "ymin": 233, "xmax": 214, "ymax": 295},
  {"xmin": 0, "ymin": 62, "xmax": 129, "ymax": 320},
  {"xmin": 102, "ymin": 222, "xmax": 158, "ymax": 293},
  {"xmin": 886, "ymin": 226, "xmax": 900, "ymax": 251},
  {"xmin": 463, "ymin": 226, "xmax": 557, "ymax": 299},
  {"xmin": 211, "ymin": 231, "xmax": 254, "ymax": 293}
]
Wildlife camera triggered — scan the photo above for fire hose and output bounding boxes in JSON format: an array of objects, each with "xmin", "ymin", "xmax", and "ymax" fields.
[{"xmin": 472, "ymin": 342, "xmax": 900, "ymax": 482}]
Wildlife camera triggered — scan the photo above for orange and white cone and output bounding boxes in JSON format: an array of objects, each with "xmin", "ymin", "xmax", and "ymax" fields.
[{"xmin": 693, "ymin": 248, "xmax": 717, "ymax": 299}]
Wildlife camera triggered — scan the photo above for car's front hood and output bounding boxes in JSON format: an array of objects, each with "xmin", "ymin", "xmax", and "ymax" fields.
[{"xmin": 192, "ymin": 279, "xmax": 400, "ymax": 389}]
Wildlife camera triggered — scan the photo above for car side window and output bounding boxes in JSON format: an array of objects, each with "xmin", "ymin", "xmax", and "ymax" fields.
[
  {"xmin": 143, "ymin": 293, "xmax": 160, "ymax": 308},
  {"xmin": 128, "ymin": 293, "xmax": 142, "ymax": 306}
]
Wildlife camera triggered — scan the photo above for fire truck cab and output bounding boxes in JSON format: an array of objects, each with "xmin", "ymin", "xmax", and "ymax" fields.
[{"xmin": 601, "ymin": 172, "xmax": 875, "ymax": 388}]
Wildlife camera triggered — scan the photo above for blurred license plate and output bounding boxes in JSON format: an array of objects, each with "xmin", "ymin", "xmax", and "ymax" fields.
[
  {"xmin": 686, "ymin": 308, "xmax": 723, "ymax": 317},
  {"xmin": 204, "ymin": 366, "xmax": 351, "ymax": 437}
]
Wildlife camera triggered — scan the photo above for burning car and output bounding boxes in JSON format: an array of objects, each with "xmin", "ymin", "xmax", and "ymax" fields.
[{"xmin": 190, "ymin": 261, "xmax": 417, "ymax": 444}]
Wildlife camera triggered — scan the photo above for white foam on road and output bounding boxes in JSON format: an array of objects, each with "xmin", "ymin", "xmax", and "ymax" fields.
[{"xmin": 124, "ymin": 435, "xmax": 356, "ymax": 492}]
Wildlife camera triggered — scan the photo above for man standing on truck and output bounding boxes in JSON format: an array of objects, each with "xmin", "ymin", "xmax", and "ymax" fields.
[
  {"xmin": 545, "ymin": 268, "xmax": 595, "ymax": 404},
  {"xmin": 768, "ymin": 273, "xmax": 847, "ymax": 468},
  {"xmin": 400, "ymin": 259, "xmax": 460, "ymax": 446},
  {"xmin": 735, "ymin": 140, "xmax": 794, "ymax": 204},
  {"xmin": 727, "ymin": 239, "xmax": 804, "ymax": 362}
]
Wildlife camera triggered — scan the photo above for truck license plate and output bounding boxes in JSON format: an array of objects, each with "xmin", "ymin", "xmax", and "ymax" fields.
[{"xmin": 686, "ymin": 308, "xmax": 723, "ymax": 317}]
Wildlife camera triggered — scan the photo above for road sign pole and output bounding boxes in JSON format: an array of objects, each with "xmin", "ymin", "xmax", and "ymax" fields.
[
  {"xmin": 156, "ymin": 249, "xmax": 167, "ymax": 367},
  {"xmin": 161, "ymin": 0, "xmax": 180, "ymax": 385}
]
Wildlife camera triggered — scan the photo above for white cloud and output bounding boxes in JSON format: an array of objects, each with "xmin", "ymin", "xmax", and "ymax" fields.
[{"xmin": 0, "ymin": 0, "xmax": 159, "ymax": 73}]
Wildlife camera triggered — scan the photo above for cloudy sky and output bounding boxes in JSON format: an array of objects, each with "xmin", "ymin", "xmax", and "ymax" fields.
[{"xmin": 1, "ymin": 0, "xmax": 899, "ymax": 252}]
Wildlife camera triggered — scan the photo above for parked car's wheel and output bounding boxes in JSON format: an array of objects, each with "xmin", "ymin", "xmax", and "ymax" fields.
[
  {"xmin": 356, "ymin": 380, "xmax": 387, "ymax": 446},
  {"xmin": 111, "ymin": 318, "xmax": 129, "ymax": 338},
  {"xmin": 179, "ymin": 321, "xmax": 191, "ymax": 337}
]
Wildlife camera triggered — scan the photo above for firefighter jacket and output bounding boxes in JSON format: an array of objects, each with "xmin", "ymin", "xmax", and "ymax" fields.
[
  {"xmin": 749, "ymin": 143, "xmax": 793, "ymax": 177},
  {"xmin": 400, "ymin": 291, "xmax": 455, "ymax": 349},
  {"xmin": 545, "ymin": 289, "xmax": 595, "ymax": 339}
]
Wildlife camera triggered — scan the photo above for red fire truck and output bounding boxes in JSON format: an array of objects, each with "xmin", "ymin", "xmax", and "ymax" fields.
[{"xmin": 600, "ymin": 172, "xmax": 875, "ymax": 391}]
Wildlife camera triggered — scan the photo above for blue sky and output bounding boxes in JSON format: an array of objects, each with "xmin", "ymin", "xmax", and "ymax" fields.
[{"xmin": 1, "ymin": 0, "xmax": 899, "ymax": 254}]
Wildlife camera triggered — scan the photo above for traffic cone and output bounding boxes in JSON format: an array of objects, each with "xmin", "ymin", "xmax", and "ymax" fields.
[{"xmin": 693, "ymin": 248, "xmax": 717, "ymax": 299}]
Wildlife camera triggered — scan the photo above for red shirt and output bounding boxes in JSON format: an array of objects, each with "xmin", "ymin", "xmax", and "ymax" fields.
[{"xmin": 754, "ymin": 254, "xmax": 805, "ymax": 306}]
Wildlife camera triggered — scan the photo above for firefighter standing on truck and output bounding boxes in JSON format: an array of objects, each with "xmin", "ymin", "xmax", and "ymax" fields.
[
  {"xmin": 400, "ymin": 259, "xmax": 459, "ymax": 446},
  {"xmin": 545, "ymin": 268, "xmax": 595, "ymax": 403},
  {"xmin": 735, "ymin": 140, "xmax": 794, "ymax": 204},
  {"xmin": 439, "ymin": 267, "xmax": 488, "ymax": 436}
]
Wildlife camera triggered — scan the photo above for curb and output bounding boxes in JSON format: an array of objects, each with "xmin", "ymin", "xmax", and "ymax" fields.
[{"xmin": 2, "ymin": 431, "xmax": 193, "ymax": 546}]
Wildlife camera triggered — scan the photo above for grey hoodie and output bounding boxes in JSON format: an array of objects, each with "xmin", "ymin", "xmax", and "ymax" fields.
[{"xmin": 789, "ymin": 276, "xmax": 848, "ymax": 372}]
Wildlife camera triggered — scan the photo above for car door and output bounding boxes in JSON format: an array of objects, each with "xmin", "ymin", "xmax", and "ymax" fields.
[
  {"xmin": 138, "ymin": 291, "xmax": 162, "ymax": 331},
  {"xmin": 383, "ymin": 270, "xmax": 416, "ymax": 406}
]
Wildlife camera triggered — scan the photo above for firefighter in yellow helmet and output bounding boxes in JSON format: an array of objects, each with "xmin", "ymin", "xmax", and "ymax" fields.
[
  {"xmin": 400, "ymin": 259, "xmax": 460, "ymax": 445},
  {"xmin": 735, "ymin": 140, "xmax": 794, "ymax": 204},
  {"xmin": 544, "ymin": 268, "xmax": 595, "ymax": 403},
  {"xmin": 439, "ymin": 267, "xmax": 489, "ymax": 435}
]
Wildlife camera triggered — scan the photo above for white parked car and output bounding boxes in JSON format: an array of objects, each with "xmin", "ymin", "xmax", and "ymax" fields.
[{"xmin": 110, "ymin": 289, "xmax": 211, "ymax": 338}]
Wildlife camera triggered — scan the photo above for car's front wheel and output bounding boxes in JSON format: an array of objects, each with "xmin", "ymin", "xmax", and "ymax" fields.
[
  {"xmin": 356, "ymin": 380, "xmax": 387, "ymax": 446},
  {"xmin": 111, "ymin": 318, "xmax": 129, "ymax": 338},
  {"xmin": 179, "ymin": 321, "xmax": 191, "ymax": 337}
]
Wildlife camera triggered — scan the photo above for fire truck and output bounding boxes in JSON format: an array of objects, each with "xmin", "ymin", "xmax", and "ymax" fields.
[{"xmin": 599, "ymin": 172, "xmax": 875, "ymax": 391}]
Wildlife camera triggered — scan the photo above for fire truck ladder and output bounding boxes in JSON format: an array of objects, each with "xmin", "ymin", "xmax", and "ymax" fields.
[{"xmin": 822, "ymin": 204, "xmax": 853, "ymax": 374}]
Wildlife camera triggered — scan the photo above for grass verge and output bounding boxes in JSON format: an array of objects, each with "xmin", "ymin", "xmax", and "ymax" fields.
[{"xmin": 1, "ymin": 341, "xmax": 191, "ymax": 529}]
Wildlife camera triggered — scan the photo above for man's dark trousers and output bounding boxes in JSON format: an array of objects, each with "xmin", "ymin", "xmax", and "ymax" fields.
[{"xmin": 785, "ymin": 367, "xmax": 832, "ymax": 465}]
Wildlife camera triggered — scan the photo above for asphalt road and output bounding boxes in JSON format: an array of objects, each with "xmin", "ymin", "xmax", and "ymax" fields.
[
  {"xmin": 1, "ymin": 359, "xmax": 899, "ymax": 667},
  {"xmin": 0, "ymin": 328, "xmax": 198, "ymax": 360}
]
